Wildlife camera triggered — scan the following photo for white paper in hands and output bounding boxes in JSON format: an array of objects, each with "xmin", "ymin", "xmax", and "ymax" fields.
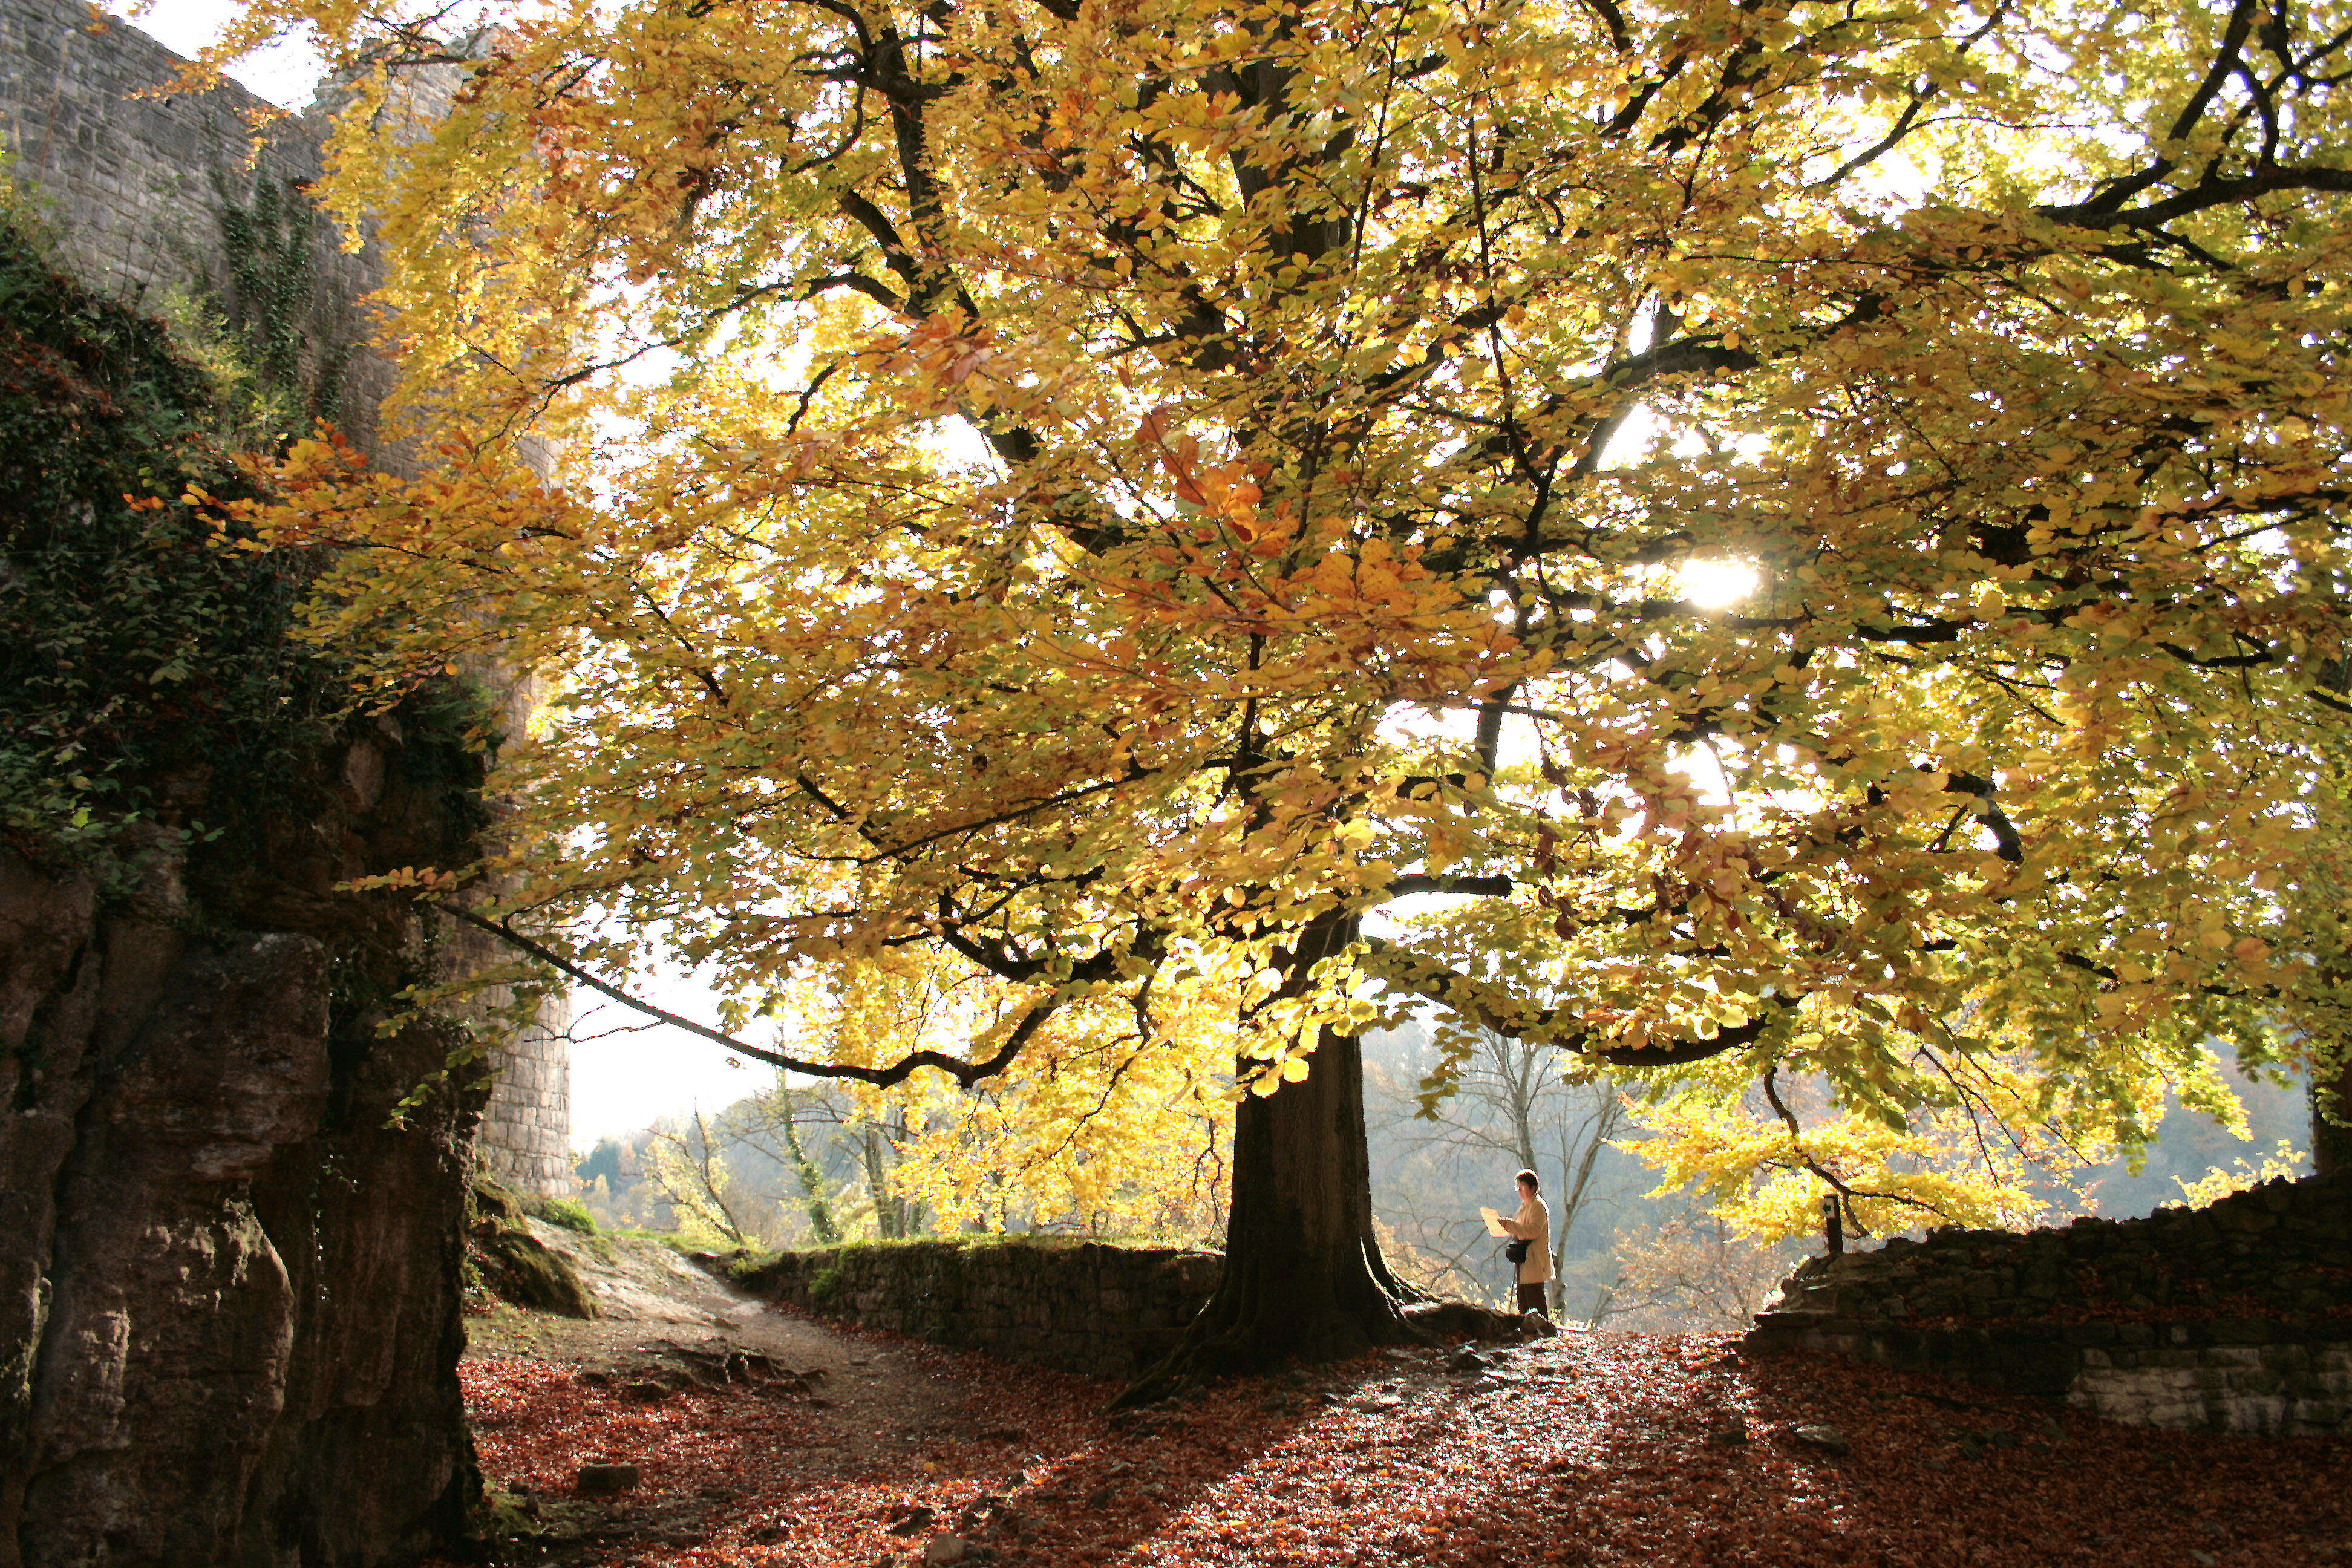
[{"xmin": 1479, "ymin": 1207, "xmax": 1511, "ymax": 1238}]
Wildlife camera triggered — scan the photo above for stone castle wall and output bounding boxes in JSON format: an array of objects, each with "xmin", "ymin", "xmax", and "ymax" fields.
[
  {"xmin": 0, "ymin": 0, "xmax": 392, "ymax": 449},
  {"xmin": 474, "ymin": 1001, "xmax": 575, "ymax": 1194},
  {"xmin": 1746, "ymin": 1169, "xmax": 2351, "ymax": 1435},
  {"xmin": 736, "ymin": 1241, "xmax": 1224, "ymax": 1383},
  {"xmin": 0, "ymin": 0, "xmax": 572, "ymax": 1194}
]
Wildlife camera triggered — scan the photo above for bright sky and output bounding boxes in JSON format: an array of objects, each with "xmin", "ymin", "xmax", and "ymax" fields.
[
  {"xmin": 565, "ymin": 973, "xmax": 781, "ymax": 1152},
  {"xmin": 129, "ymin": 1, "xmax": 324, "ymax": 107}
]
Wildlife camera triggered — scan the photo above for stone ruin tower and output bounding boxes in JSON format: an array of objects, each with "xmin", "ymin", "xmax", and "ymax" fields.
[{"xmin": 0, "ymin": 0, "xmax": 574, "ymax": 1193}]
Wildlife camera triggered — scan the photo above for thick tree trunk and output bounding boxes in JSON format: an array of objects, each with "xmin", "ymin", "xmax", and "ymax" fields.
[
  {"xmin": 2313, "ymin": 1041, "xmax": 2352, "ymax": 1176},
  {"xmin": 1120, "ymin": 1021, "xmax": 1423, "ymax": 1402},
  {"xmin": 1117, "ymin": 913, "xmax": 1439, "ymax": 1402},
  {"xmin": 1117, "ymin": 913, "xmax": 1550, "ymax": 1405}
]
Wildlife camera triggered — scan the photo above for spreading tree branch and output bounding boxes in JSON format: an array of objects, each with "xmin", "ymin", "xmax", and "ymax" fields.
[{"xmin": 430, "ymin": 901, "xmax": 1056, "ymax": 1088}]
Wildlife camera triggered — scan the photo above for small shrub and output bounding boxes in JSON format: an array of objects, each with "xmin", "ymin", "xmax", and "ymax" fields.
[
  {"xmin": 725, "ymin": 1249, "xmax": 780, "ymax": 1282},
  {"xmin": 808, "ymin": 1261, "xmax": 846, "ymax": 1308}
]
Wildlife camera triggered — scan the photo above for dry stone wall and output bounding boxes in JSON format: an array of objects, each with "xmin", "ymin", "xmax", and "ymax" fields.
[
  {"xmin": 1746, "ymin": 1169, "xmax": 2351, "ymax": 1435},
  {"xmin": 736, "ymin": 1241, "xmax": 1223, "ymax": 1383},
  {"xmin": 0, "ymin": 0, "xmax": 572, "ymax": 1193}
]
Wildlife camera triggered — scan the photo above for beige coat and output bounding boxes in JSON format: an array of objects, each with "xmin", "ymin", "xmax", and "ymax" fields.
[{"xmin": 1501, "ymin": 1194, "xmax": 1553, "ymax": 1285}]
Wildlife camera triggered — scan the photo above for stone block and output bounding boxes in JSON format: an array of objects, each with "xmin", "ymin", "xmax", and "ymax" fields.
[
  {"xmin": 2232, "ymin": 1394, "xmax": 2290, "ymax": 1432},
  {"xmin": 2204, "ymin": 1318, "xmax": 2273, "ymax": 1345},
  {"xmin": 2256, "ymin": 1344, "xmax": 2310, "ymax": 1373}
]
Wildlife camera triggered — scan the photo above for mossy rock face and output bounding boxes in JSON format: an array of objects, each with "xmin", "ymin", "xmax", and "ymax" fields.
[
  {"xmin": 469, "ymin": 1180, "xmax": 597, "ymax": 1318},
  {"xmin": 526, "ymin": 1195, "xmax": 599, "ymax": 1236},
  {"xmin": 470, "ymin": 1179, "xmax": 528, "ymax": 1227}
]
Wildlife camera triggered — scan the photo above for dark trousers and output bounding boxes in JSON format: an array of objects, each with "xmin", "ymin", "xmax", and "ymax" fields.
[{"xmin": 1517, "ymin": 1282, "xmax": 1549, "ymax": 1317}]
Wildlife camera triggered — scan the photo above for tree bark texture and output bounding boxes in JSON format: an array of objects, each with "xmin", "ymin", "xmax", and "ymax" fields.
[
  {"xmin": 2313, "ymin": 1044, "xmax": 2352, "ymax": 1177},
  {"xmin": 1120, "ymin": 916, "xmax": 1431, "ymax": 1400}
]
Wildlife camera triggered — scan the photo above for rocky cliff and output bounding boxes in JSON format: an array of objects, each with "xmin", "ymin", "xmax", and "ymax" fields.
[
  {"xmin": 0, "ymin": 160, "xmax": 493, "ymax": 1565},
  {"xmin": 0, "ymin": 727, "xmax": 491, "ymax": 1566}
]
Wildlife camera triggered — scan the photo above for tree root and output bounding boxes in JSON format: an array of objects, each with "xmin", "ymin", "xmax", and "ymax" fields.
[
  {"xmin": 1112, "ymin": 1293, "xmax": 1549, "ymax": 1408},
  {"xmin": 1399, "ymin": 1298, "xmax": 1556, "ymax": 1344}
]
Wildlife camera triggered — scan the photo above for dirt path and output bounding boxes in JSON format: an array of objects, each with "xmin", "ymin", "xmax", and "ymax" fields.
[
  {"xmin": 465, "ymin": 1220, "xmax": 972, "ymax": 1474},
  {"xmin": 447, "ymin": 1230, "xmax": 2352, "ymax": 1568}
]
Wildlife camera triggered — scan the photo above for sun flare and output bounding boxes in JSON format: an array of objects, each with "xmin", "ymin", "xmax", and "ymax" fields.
[{"xmin": 1681, "ymin": 558, "xmax": 1760, "ymax": 609}]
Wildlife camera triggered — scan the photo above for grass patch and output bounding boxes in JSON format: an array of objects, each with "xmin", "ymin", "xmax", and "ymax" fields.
[{"xmin": 596, "ymin": 1224, "xmax": 714, "ymax": 1258}]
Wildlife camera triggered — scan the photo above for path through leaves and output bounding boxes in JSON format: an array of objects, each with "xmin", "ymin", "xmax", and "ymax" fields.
[{"xmin": 440, "ymin": 1322, "xmax": 2350, "ymax": 1567}]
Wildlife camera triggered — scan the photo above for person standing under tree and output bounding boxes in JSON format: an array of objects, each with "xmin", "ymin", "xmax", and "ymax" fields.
[{"xmin": 1499, "ymin": 1169, "xmax": 1553, "ymax": 1321}]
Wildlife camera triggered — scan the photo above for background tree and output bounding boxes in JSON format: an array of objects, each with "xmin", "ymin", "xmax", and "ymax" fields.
[
  {"xmin": 1600, "ymin": 1204, "xmax": 1806, "ymax": 1333},
  {"xmin": 736, "ymin": 1085, "xmax": 844, "ymax": 1244},
  {"xmin": 647, "ymin": 1107, "xmax": 757, "ymax": 1247},
  {"xmin": 1366, "ymin": 1017, "xmax": 1627, "ymax": 1312},
  {"xmin": 210, "ymin": 0, "xmax": 2352, "ymax": 1381},
  {"xmin": 772, "ymin": 946, "xmax": 1240, "ymax": 1237}
]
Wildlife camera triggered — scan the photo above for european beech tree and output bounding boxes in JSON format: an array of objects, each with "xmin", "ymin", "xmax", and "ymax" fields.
[{"xmin": 207, "ymin": 0, "xmax": 2352, "ymax": 1378}]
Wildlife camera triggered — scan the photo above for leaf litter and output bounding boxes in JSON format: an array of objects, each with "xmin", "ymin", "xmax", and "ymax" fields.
[{"xmin": 427, "ymin": 1320, "xmax": 2351, "ymax": 1567}]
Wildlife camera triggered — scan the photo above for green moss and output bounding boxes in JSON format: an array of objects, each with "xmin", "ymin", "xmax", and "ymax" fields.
[
  {"xmin": 725, "ymin": 1249, "xmax": 780, "ymax": 1282},
  {"xmin": 0, "ymin": 191, "xmax": 336, "ymax": 872},
  {"xmin": 466, "ymin": 1484, "xmax": 537, "ymax": 1544},
  {"xmin": 524, "ymin": 1195, "xmax": 599, "ymax": 1236},
  {"xmin": 469, "ymin": 1178, "xmax": 526, "ymax": 1227},
  {"xmin": 525, "ymin": 1196, "xmax": 626, "ymax": 1266},
  {"xmin": 472, "ymin": 1227, "xmax": 598, "ymax": 1318},
  {"xmin": 468, "ymin": 1179, "xmax": 597, "ymax": 1318},
  {"xmin": 807, "ymin": 1262, "xmax": 845, "ymax": 1308},
  {"xmin": 471, "ymin": 1179, "xmax": 592, "ymax": 1308}
]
